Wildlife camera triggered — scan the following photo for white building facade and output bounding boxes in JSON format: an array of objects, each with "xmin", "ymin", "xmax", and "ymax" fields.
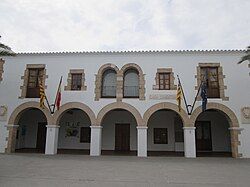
[{"xmin": 0, "ymin": 50, "xmax": 249, "ymax": 158}]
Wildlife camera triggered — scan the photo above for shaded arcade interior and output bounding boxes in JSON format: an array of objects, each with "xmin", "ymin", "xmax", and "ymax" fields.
[
  {"xmin": 15, "ymin": 108, "xmax": 47, "ymax": 153},
  {"xmin": 57, "ymin": 108, "xmax": 91, "ymax": 155},
  {"xmin": 147, "ymin": 109, "xmax": 184, "ymax": 157},
  {"xmin": 195, "ymin": 109, "xmax": 232, "ymax": 157},
  {"xmin": 101, "ymin": 109, "xmax": 137, "ymax": 155}
]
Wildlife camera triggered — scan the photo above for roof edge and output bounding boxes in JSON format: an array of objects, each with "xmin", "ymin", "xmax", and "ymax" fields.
[{"xmin": 16, "ymin": 49, "xmax": 245, "ymax": 55}]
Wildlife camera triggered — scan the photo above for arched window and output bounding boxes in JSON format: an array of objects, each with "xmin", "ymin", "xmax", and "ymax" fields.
[
  {"xmin": 101, "ymin": 69, "xmax": 117, "ymax": 98},
  {"xmin": 123, "ymin": 69, "xmax": 139, "ymax": 98}
]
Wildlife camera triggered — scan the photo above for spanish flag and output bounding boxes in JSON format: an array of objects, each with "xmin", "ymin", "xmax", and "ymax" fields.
[
  {"xmin": 39, "ymin": 81, "xmax": 45, "ymax": 109},
  {"xmin": 176, "ymin": 82, "xmax": 182, "ymax": 112},
  {"xmin": 55, "ymin": 83, "xmax": 61, "ymax": 110},
  {"xmin": 55, "ymin": 76, "xmax": 62, "ymax": 110}
]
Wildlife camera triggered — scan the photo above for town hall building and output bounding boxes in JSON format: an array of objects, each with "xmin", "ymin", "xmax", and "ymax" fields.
[{"xmin": 0, "ymin": 49, "xmax": 249, "ymax": 158}]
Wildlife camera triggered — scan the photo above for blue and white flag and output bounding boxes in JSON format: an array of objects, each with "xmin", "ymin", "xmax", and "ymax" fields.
[{"xmin": 200, "ymin": 82, "xmax": 207, "ymax": 112}]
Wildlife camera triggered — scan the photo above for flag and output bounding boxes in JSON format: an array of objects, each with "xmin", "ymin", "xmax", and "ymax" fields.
[
  {"xmin": 55, "ymin": 76, "xmax": 62, "ymax": 111},
  {"xmin": 176, "ymin": 82, "xmax": 182, "ymax": 112},
  {"xmin": 200, "ymin": 82, "xmax": 207, "ymax": 112},
  {"xmin": 39, "ymin": 81, "xmax": 45, "ymax": 109},
  {"xmin": 55, "ymin": 83, "xmax": 61, "ymax": 110}
]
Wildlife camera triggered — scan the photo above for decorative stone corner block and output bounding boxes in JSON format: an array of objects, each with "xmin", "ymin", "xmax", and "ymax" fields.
[
  {"xmin": 0, "ymin": 105, "xmax": 8, "ymax": 121},
  {"xmin": 241, "ymin": 107, "xmax": 250, "ymax": 124},
  {"xmin": 0, "ymin": 58, "xmax": 5, "ymax": 82}
]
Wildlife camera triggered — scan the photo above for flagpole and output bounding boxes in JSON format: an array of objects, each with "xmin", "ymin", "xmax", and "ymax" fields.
[
  {"xmin": 45, "ymin": 95, "xmax": 53, "ymax": 114},
  {"xmin": 177, "ymin": 75, "xmax": 190, "ymax": 115},
  {"xmin": 189, "ymin": 81, "xmax": 203, "ymax": 115},
  {"xmin": 52, "ymin": 76, "xmax": 63, "ymax": 114}
]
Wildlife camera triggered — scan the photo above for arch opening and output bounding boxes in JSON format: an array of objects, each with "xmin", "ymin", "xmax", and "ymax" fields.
[
  {"xmin": 195, "ymin": 109, "xmax": 232, "ymax": 157},
  {"xmin": 147, "ymin": 109, "xmax": 184, "ymax": 157},
  {"xmin": 57, "ymin": 108, "xmax": 92, "ymax": 155},
  {"xmin": 15, "ymin": 108, "xmax": 48, "ymax": 153},
  {"xmin": 101, "ymin": 109, "xmax": 137, "ymax": 156}
]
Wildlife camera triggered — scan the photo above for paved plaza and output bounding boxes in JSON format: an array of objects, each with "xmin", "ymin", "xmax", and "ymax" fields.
[{"xmin": 0, "ymin": 154, "xmax": 250, "ymax": 187}]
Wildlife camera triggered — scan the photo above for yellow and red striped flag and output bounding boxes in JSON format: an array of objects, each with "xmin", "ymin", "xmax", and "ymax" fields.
[
  {"xmin": 176, "ymin": 82, "xmax": 182, "ymax": 112},
  {"xmin": 39, "ymin": 81, "xmax": 45, "ymax": 109}
]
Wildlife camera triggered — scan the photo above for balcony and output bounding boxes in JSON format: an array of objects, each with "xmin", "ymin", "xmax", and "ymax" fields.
[
  {"xmin": 101, "ymin": 86, "xmax": 116, "ymax": 98},
  {"xmin": 123, "ymin": 86, "xmax": 139, "ymax": 98}
]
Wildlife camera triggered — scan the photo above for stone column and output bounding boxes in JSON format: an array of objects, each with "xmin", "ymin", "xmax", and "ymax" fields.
[
  {"xmin": 229, "ymin": 127, "xmax": 244, "ymax": 158},
  {"xmin": 90, "ymin": 126, "xmax": 102, "ymax": 156},
  {"xmin": 5, "ymin": 124, "xmax": 19, "ymax": 153},
  {"xmin": 183, "ymin": 127, "xmax": 196, "ymax": 158},
  {"xmin": 137, "ymin": 126, "xmax": 147, "ymax": 157},
  {"xmin": 116, "ymin": 72, "xmax": 123, "ymax": 102},
  {"xmin": 45, "ymin": 125, "xmax": 59, "ymax": 155}
]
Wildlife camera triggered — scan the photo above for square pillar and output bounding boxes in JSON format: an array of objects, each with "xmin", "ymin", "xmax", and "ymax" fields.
[
  {"xmin": 183, "ymin": 127, "xmax": 196, "ymax": 158},
  {"xmin": 5, "ymin": 125, "xmax": 19, "ymax": 154},
  {"xmin": 45, "ymin": 125, "xmax": 59, "ymax": 155},
  {"xmin": 90, "ymin": 126, "xmax": 102, "ymax": 156},
  {"xmin": 137, "ymin": 126, "xmax": 147, "ymax": 157}
]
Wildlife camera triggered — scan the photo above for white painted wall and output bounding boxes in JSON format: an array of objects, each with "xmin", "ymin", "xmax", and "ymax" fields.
[
  {"xmin": 102, "ymin": 110, "xmax": 137, "ymax": 151},
  {"xmin": 0, "ymin": 50, "xmax": 249, "ymax": 156}
]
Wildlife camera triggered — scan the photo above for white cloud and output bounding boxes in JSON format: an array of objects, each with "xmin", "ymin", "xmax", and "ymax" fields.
[{"xmin": 0, "ymin": 0, "xmax": 249, "ymax": 52}]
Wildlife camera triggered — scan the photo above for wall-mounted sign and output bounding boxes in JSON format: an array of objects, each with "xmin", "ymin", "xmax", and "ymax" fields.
[
  {"xmin": 149, "ymin": 94, "xmax": 176, "ymax": 100},
  {"xmin": 65, "ymin": 122, "xmax": 80, "ymax": 138},
  {"xmin": 241, "ymin": 107, "xmax": 250, "ymax": 124},
  {"xmin": 0, "ymin": 105, "xmax": 7, "ymax": 121}
]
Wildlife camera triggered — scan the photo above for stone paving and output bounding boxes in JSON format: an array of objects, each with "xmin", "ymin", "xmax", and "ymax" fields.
[{"xmin": 0, "ymin": 153, "xmax": 250, "ymax": 187}]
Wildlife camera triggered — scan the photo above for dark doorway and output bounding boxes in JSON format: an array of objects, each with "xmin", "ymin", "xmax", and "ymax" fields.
[
  {"xmin": 196, "ymin": 121, "xmax": 212, "ymax": 151},
  {"xmin": 115, "ymin": 124, "xmax": 130, "ymax": 151},
  {"xmin": 36, "ymin": 122, "xmax": 47, "ymax": 151}
]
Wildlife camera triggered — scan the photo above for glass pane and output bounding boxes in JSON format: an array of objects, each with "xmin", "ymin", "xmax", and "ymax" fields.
[
  {"xmin": 38, "ymin": 69, "xmax": 44, "ymax": 76},
  {"xmin": 124, "ymin": 69, "xmax": 139, "ymax": 97},
  {"xmin": 102, "ymin": 69, "xmax": 117, "ymax": 97},
  {"xmin": 29, "ymin": 70, "xmax": 37, "ymax": 76},
  {"xmin": 71, "ymin": 74, "xmax": 82, "ymax": 90}
]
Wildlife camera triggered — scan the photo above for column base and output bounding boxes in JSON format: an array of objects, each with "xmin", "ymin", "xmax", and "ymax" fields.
[
  {"xmin": 90, "ymin": 126, "xmax": 102, "ymax": 156},
  {"xmin": 183, "ymin": 127, "xmax": 196, "ymax": 158},
  {"xmin": 137, "ymin": 126, "xmax": 148, "ymax": 157},
  {"xmin": 45, "ymin": 125, "xmax": 59, "ymax": 155}
]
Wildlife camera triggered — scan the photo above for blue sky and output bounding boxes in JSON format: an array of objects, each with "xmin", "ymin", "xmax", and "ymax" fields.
[{"xmin": 1, "ymin": 0, "xmax": 250, "ymax": 52}]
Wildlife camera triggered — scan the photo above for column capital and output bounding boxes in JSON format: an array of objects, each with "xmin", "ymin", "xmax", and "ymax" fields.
[
  {"xmin": 137, "ymin": 126, "xmax": 148, "ymax": 129},
  {"xmin": 228, "ymin": 127, "xmax": 244, "ymax": 131},
  {"xmin": 183, "ymin": 127, "xmax": 196, "ymax": 130},
  {"xmin": 90, "ymin": 125, "xmax": 103, "ymax": 129},
  {"xmin": 46, "ymin": 125, "xmax": 60, "ymax": 128},
  {"xmin": 5, "ymin": 124, "xmax": 19, "ymax": 128}
]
